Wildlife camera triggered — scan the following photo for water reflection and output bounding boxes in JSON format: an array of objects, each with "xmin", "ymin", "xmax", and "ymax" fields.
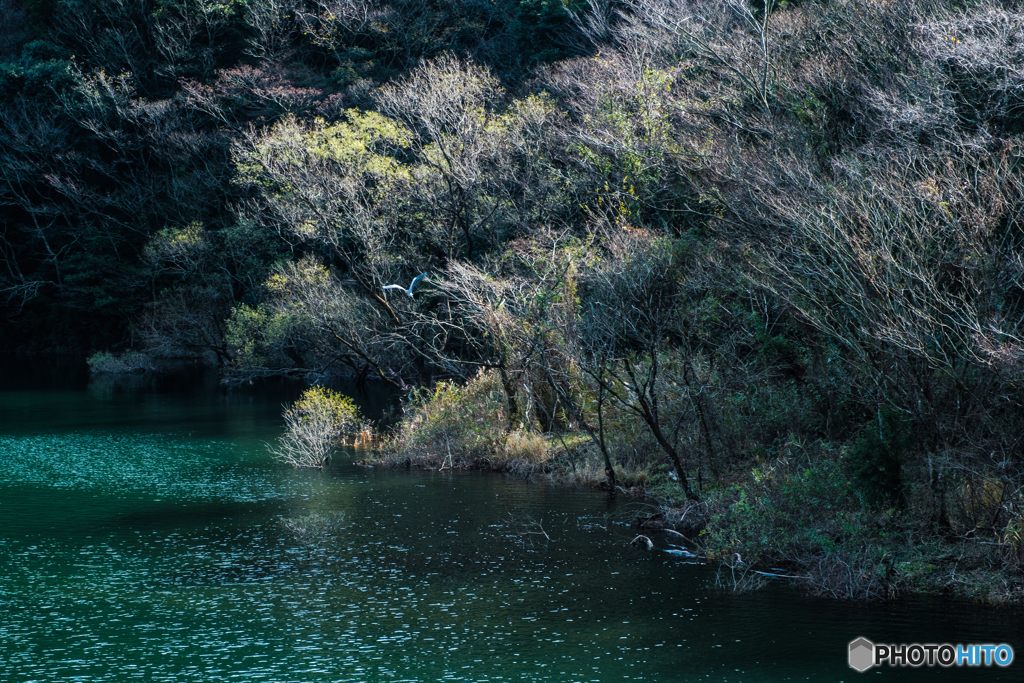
[{"xmin": 0, "ymin": 366, "xmax": 1019, "ymax": 681}]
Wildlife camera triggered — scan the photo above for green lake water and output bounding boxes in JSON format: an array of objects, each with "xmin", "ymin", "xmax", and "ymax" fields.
[{"xmin": 0, "ymin": 361, "xmax": 1019, "ymax": 681}]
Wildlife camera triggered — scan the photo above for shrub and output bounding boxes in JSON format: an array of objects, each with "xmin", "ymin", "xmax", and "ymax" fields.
[
  {"xmin": 381, "ymin": 369, "xmax": 508, "ymax": 465},
  {"xmin": 1002, "ymin": 513, "xmax": 1024, "ymax": 569},
  {"xmin": 271, "ymin": 387, "xmax": 361, "ymax": 469},
  {"xmin": 500, "ymin": 429, "xmax": 550, "ymax": 464},
  {"xmin": 844, "ymin": 409, "xmax": 909, "ymax": 507},
  {"xmin": 951, "ymin": 476, "xmax": 1006, "ymax": 533}
]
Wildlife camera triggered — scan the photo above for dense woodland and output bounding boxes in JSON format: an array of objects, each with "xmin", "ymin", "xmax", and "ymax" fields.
[{"xmin": 2, "ymin": 0, "xmax": 1024, "ymax": 599}]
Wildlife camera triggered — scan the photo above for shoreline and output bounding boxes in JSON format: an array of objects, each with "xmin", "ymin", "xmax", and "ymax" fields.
[{"xmin": 360, "ymin": 444, "xmax": 1024, "ymax": 606}]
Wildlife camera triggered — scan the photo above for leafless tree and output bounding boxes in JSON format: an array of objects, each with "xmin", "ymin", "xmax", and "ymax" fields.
[
  {"xmin": 625, "ymin": 0, "xmax": 777, "ymax": 114},
  {"xmin": 731, "ymin": 138, "xmax": 1024, "ymax": 426},
  {"xmin": 375, "ymin": 55, "xmax": 563, "ymax": 259},
  {"xmin": 244, "ymin": 0, "xmax": 303, "ymax": 61},
  {"xmin": 571, "ymin": 227, "xmax": 709, "ymax": 499},
  {"xmin": 293, "ymin": 0, "xmax": 385, "ymax": 64},
  {"xmin": 152, "ymin": 0, "xmax": 235, "ymax": 81}
]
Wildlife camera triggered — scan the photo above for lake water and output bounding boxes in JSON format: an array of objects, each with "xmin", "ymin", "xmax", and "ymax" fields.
[{"xmin": 0, "ymin": 361, "xmax": 1018, "ymax": 681}]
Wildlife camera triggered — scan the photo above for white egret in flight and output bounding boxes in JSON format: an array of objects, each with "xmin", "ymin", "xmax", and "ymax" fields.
[{"xmin": 382, "ymin": 273, "xmax": 429, "ymax": 298}]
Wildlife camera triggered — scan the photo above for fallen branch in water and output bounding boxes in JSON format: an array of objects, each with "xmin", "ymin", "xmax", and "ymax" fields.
[
  {"xmin": 501, "ymin": 513, "xmax": 552, "ymax": 548},
  {"xmin": 751, "ymin": 569, "xmax": 813, "ymax": 580},
  {"xmin": 663, "ymin": 528, "xmax": 694, "ymax": 543},
  {"xmin": 631, "ymin": 534, "xmax": 654, "ymax": 550}
]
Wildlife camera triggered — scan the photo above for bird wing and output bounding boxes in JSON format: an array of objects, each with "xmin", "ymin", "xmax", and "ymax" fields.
[
  {"xmin": 382, "ymin": 284, "xmax": 406, "ymax": 291},
  {"xmin": 409, "ymin": 272, "xmax": 429, "ymax": 292}
]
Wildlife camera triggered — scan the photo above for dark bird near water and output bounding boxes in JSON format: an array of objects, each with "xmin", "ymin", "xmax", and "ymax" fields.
[{"xmin": 383, "ymin": 273, "xmax": 429, "ymax": 298}]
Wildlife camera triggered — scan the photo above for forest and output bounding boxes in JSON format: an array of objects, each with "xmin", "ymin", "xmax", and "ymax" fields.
[{"xmin": 1, "ymin": 0, "xmax": 1023, "ymax": 600}]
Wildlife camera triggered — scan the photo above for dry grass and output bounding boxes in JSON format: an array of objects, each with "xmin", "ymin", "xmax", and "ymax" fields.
[
  {"xmin": 373, "ymin": 369, "xmax": 508, "ymax": 468},
  {"xmin": 499, "ymin": 430, "xmax": 550, "ymax": 462},
  {"xmin": 369, "ymin": 368, "xmax": 675, "ymax": 488}
]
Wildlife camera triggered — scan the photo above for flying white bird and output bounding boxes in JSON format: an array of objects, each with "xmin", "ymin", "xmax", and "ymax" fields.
[{"xmin": 382, "ymin": 272, "xmax": 429, "ymax": 298}]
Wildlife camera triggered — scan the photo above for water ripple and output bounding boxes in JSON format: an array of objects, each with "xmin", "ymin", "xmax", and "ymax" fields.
[{"xmin": 1, "ymin": 429, "xmax": 1019, "ymax": 681}]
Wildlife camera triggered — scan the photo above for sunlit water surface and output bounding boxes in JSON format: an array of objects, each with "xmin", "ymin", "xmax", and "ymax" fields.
[{"xmin": 0, "ymin": 361, "xmax": 1018, "ymax": 681}]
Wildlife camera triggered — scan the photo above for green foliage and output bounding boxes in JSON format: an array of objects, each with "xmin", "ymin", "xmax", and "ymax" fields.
[
  {"xmin": 235, "ymin": 111, "xmax": 413, "ymax": 200},
  {"xmin": 702, "ymin": 451, "xmax": 863, "ymax": 566},
  {"xmin": 382, "ymin": 370, "xmax": 508, "ymax": 464},
  {"xmin": 273, "ymin": 386, "xmax": 361, "ymax": 468},
  {"xmin": 225, "ymin": 302, "xmax": 287, "ymax": 369},
  {"xmin": 845, "ymin": 408, "xmax": 909, "ymax": 508},
  {"xmin": 515, "ymin": 0, "xmax": 576, "ymax": 62},
  {"xmin": 0, "ymin": 43, "xmax": 74, "ymax": 98},
  {"xmin": 313, "ymin": 111, "xmax": 413, "ymax": 169},
  {"xmin": 144, "ymin": 223, "xmax": 207, "ymax": 268},
  {"xmin": 287, "ymin": 386, "xmax": 360, "ymax": 430},
  {"xmin": 23, "ymin": 0, "xmax": 58, "ymax": 33}
]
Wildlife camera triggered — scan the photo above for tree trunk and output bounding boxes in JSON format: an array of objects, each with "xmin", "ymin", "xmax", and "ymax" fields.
[
  {"xmin": 499, "ymin": 365, "xmax": 520, "ymax": 433},
  {"xmin": 639, "ymin": 407, "xmax": 699, "ymax": 501}
]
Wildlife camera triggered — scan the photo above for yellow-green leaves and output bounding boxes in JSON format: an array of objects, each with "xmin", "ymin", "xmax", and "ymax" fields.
[
  {"xmin": 309, "ymin": 110, "xmax": 412, "ymax": 177},
  {"xmin": 263, "ymin": 258, "xmax": 330, "ymax": 293},
  {"xmin": 285, "ymin": 386, "xmax": 360, "ymax": 430},
  {"xmin": 232, "ymin": 110, "xmax": 416, "ymax": 252},
  {"xmin": 236, "ymin": 109, "xmax": 413, "ymax": 186},
  {"xmin": 143, "ymin": 223, "xmax": 208, "ymax": 269},
  {"xmin": 274, "ymin": 387, "xmax": 362, "ymax": 468}
]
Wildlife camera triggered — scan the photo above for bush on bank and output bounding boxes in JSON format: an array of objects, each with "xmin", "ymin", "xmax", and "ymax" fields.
[{"xmin": 272, "ymin": 387, "xmax": 362, "ymax": 469}]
